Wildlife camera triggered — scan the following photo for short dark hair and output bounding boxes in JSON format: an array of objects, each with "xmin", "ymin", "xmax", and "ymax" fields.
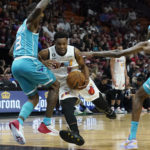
[{"xmin": 54, "ymin": 32, "xmax": 68, "ymax": 41}]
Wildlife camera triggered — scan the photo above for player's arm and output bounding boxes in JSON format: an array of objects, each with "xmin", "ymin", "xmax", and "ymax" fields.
[
  {"xmin": 38, "ymin": 49, "xmax": 61, "ymax": 68},
  {"xmin": 124, "ymin": 59, "xmax": 129, "ymax": 87},
  {"xmin": 81, "ymin": 41, "xmax": 148, "ymax": 58},
  {"xmin": 39, "ymin": 49, "xmax": 49, "ymax": 60},
  {"xmin": 110, "ymin": 58, "xmax": 116, "ymax": 86},
  {"xmin": 27, "ymin": 0, "xmax": 50, "ymax": 29},
  {"xmin": 75, "ymin": 48, "xmax": 89, "ymax": 89},
  {"xmin": 9, "ymin": 41, "xmax": 16, "ymax": 57}
]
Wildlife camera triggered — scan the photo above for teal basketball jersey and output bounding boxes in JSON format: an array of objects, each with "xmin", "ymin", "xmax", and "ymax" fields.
[{"xmin": 13, "ymin": 19, "xmax": 39, "ymax": 58}]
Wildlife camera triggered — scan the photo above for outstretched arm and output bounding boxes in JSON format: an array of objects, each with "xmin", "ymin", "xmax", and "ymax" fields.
[
  {"xmin": 81, "ymin": 41, "xmax": 149, "ymax": 58},
  {"xmin": 27, "ymin": 0, "xmax": 51, "ymax": 30}
]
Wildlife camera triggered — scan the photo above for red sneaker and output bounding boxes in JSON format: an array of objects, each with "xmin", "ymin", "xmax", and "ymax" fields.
[
  {"xmin": 9, "ymin": 120, "xmax": 26, "ymax": 145},
  {"xmin": 38, "ymin": 122, "xmax": 58, "ymax": 136}
]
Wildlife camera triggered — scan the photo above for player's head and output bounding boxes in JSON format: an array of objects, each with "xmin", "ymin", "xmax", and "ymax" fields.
[
  {"xmin": 54, "ymin": 31, "xmax": 68, "ymax": 56},
  {"xmin": 117, "ymin": 45, "xmax": 123, "ymax": 50}
]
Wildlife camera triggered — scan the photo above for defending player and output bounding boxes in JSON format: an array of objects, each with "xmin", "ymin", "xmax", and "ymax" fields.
[
  {"xmin": 39, "ymin": 31, "xmax": 116, "ymax": 146},
  {"xmin": 9, "ymin": 0, "xmax": 60, "ymax": 145},
  {"xmin": 81, "ymin": 32, "xmax": 150, "ymax": 149},
  {"xmin": 120, "ymin": 29, "xmax": 150, "ymax": 149}
]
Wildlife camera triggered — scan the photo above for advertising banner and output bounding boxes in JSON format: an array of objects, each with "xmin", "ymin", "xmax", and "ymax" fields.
[{"xmin": 0, "ymin": 91, "xmax": 95, "ymax": 113}]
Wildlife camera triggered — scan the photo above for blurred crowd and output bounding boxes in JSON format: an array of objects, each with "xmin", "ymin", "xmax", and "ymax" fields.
[{"xmin": 0, "ymin": 0, "xmax": 150, "ymax": 113}]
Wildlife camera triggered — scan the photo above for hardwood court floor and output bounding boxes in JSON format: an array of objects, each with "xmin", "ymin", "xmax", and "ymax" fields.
[{"xmin": 0, "ymin": 113, "xmax": 150, "ymax": 150}]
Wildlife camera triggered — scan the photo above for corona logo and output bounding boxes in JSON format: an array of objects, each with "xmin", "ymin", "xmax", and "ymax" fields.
[
  {"xmin": 45, "ymin": 92, "xmax": 48, "ymax": 98},
  {"xmin": 1, "ymin": 91, "xmax": 10, "ymax": 99}
]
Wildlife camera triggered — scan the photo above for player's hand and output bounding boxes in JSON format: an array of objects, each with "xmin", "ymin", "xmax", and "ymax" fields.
[
  {"xmin": 136, "ymin": 41, "xmax": 149, "ymax": 49},
  {"xmin": 43, "ymin": 60, "xmax": 61, "ymax": 69},
  {"xmin": 143, "ymin": 40, "xmax": 150, "ymax": 54},
  {"xmin": 76, "ymin": 79, "xmax": 89, "ymax": 90},
  {"xmin": 112, "ymin": 78, "xmax": 116, "ymax": 87},
  {"xmin": 125, "ymin": 77, "xmax": 130, "ymax": 87}
]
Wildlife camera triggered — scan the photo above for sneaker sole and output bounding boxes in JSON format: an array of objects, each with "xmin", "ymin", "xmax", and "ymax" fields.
[
  {"xmin": 59, "ymin": 130, "xmax": 84, "ymax": 146},
  {"xmin": 10, "ymin": 124, "xmax": 25, "ymax": 145}
]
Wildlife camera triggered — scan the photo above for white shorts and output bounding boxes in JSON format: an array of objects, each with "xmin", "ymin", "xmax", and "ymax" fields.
[
  {"xmin": 59, "ymin": 78, "xmax": 100, "ymax": 102},
  {"xmin": 112, "ymin": 74, "xmax": 125, "ymax": 90}
]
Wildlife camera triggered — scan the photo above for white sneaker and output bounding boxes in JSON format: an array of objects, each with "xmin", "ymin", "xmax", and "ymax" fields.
[
  {"xmin": 111, "ymin": 106, "xmax": 115, "ymax": 111},
  {"xmin": 74, "ymin": 109, "xmax": 84, "ymax": 115},
  {"xmin": 9, "ymin": 120, "xmax": 26, "ymax": 145},
  {"xmin": 38, "ymin": 122, "xmax": 59, "ymax": 136},
  {"xmin": 120, "ymin": 139, "xmax": 138, "ymax": 149},
  {"xmin": 84, "ymin": 108, "xmax": 93, "ymax": 114},
  {"xmin": 115, "ymin": 107, "xmax": 125, "ymax": 114}
]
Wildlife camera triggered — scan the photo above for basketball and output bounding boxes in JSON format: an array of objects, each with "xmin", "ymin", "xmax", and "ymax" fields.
[{"xmin": 67, "ymin": 71, "xmax": 85, "ymax": 89}]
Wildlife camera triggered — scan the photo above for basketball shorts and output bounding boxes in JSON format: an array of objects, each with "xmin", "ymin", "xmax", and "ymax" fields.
[
  {"xmin": 143, "ymin": 77, "xmax": 150, "ymax": 95},
  {"xmin": 59, "ymin": 78, "xmax": 100, "ymax": 102},
  {"xmin": 12, "ymin": 57, "xmax": 56, "ymax": 96},
  {"xmin": 112, "ymin": 74, "xmax": 125, "ymax": 90}
]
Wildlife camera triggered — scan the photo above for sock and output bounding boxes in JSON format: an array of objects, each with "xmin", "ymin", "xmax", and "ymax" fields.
[
  {"xmin": 19, "ymin": 101, "xmax": 34, "ymax": 121},
  {"xmin": 70, "ymin": 123, "xmax": 79, "ymax": 134},
  {"xmin": 128, "ymin": 121, "xmax": 139, "ymax": 140},
  {"xmin": 43, "ymin": 117, "xmax": 51, "ymax": 126},
  {"xmin": 17, "ymin": 118, "xmax": 24, "ymax": 125}
]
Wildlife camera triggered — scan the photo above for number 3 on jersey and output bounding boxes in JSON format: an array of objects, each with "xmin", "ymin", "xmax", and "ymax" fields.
[{"xmin": 16, "ymin": 36, "xmax": 21, "ymax": 50}]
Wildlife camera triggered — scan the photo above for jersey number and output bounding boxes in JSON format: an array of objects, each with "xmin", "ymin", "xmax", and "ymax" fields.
[{"xmin": 16, "ymin": 36, "xmax": 21, "ymax": 50}]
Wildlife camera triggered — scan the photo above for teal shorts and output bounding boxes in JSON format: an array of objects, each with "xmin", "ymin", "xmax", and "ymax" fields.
[
  {"xmin": 12, "ymin": 57, "xmax": 56, "ymax": 96},
  {"xmin": 143, "ymin": 77, "xmax": 150, "ymax": 95}
]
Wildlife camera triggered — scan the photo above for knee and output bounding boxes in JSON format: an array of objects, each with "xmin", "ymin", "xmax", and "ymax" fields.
[
  {"xmin": 28, "ymin": 93, "xmax": 39, "ymax": 107},
  {"xmin": 49, "ymin": 80, "xmax": 60, "ymax": 91}
]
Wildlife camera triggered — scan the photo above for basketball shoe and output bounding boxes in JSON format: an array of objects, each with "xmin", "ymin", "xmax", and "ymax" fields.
[
  {"xmin": 74, "ymin": 108, "xmax": 84, "ymax": 116},
  {"xmin": 120, "ymin": 139, "xmax": 138, "ymax": 149},
  {"xmin": 38, "ymin": 122, "xmax": 59, "ymax": 136},
  {"xmin": 105, "ymin": 109, "xmax": 116, "ymax": 119},
  {"xmin": 84, "ymin": 108, "xmax": 93, "ymax": 115},
  {"xmin": 9, "ymin": 120, "xmax": 26, "ymax": 145},
  {"xmin": 59, "ymin": 130, "xmax": 85, "ymax": 146}
]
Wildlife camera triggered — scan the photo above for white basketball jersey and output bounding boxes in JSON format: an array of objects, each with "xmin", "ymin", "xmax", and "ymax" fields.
[
  {"xmin": 49, "ymin": 45, "xmax": 79, "ymax": 83},
  {"xmin": 48, "ymin": 45, "xmax": 100, "ymax": 101},
  {"xmin": 113, "ymin": 56, "xmax": 126, "ymax": 74}
]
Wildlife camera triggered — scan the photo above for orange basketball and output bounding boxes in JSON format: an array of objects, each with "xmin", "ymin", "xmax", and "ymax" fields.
[{"xmin": 67, "ymin": 71, "xmax": 85, "ymax": 89}]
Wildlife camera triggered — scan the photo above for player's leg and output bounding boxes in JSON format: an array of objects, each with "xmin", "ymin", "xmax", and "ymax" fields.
[
  {"xmin": 59, "ymin": 97, "xmax": 85, "ymax": 146},
  {"xmin": 121, "ymin": 78, "xmax": 150, "ymax": 149},
  {"xmin": 115, "ymin": 90, "xmax": 124, "ymax": 114},
  {"xmin": 30, "ymin": 59, "xmax": 60, "ymax": 135},
  {"xmin": 79, "ymin": 100, "xmax": 93, "ymax": 114},
  {"xmin": 38, "ymin": 80, "xmax": 60, "ymax": 135},
  {"xmin": 92, "ymin": 93, "xmax": 116, "ymax": 119},
  {"xmin": 110, "ymin": 89, "xmax": 117, "ymax": 111},
  {"xmin": 9, "ymin": 59, "xmax": 40, "ymax": 144}
]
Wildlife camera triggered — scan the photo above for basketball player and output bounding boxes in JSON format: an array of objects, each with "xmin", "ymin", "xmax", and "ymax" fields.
[
  {"xmin": 81, "ymin": 36, "xmax": 150, "ymax": 149},
  {"xmin": 120, "ymin": 29, "xmax": 150, "ymax": 149},
  {"xmin": 9, "ymin": 0, "xmax": 60, "ymax": 145},
  {"xmin": 39, "ymin": 31, "xmax": 116, "ymax": 146},
  {"xmin": 110, "ymin": 45, "xmax": 129, "ymax": 113}
]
